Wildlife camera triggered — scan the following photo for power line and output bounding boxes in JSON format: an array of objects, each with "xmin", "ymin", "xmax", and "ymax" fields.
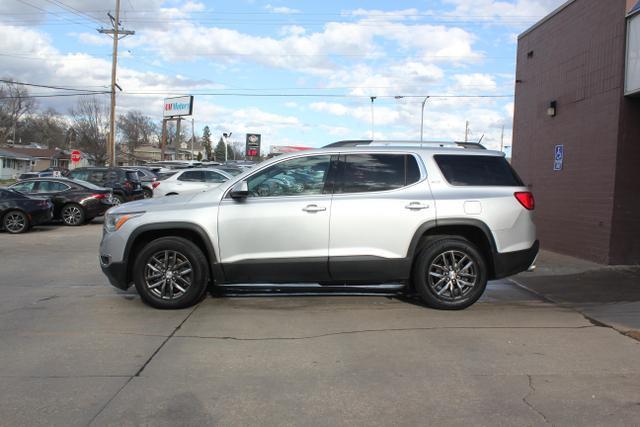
[
  {"xmin": 121, "ymin": 91, "xmax": 514, "ymax": 98},
  {"xmin": 0, "ymin": 92, "xmax": 109, "ymax": 99},
  {"xmin": 0, "ymin": 78, "xmax": 108, "ymax": 93},
  {"xmin": 13, "ymin": 0, "xmax": 95, "ymax": 30}
]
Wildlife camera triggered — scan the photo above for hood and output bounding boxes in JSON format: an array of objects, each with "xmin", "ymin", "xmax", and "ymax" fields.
[
  {"xmin": 108, "ymin": 186, "xmax": 226, "ymax": 215},
  {"xmin": 109, "ymin": 192, "xmax": 199, "ymax": 214}
]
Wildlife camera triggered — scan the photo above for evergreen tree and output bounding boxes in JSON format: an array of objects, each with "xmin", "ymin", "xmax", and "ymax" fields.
[
  {"xmin": 202, "ymin": 126, "xmax": 212, "ymax": 160},
  {"xmin": 214, "ymin": 137, "xmax": 226, "ymax": 162}
]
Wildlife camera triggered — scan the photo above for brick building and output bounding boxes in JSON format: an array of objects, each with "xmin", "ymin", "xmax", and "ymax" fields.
[{"xmin": 512, "ymin": 0, "xmax": 640, "ymax": 264}]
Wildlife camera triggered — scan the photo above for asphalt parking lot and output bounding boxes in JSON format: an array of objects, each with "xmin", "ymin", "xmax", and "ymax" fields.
[{"xmin": 1, "ymin": 222, "xmax": 640, "ymax": 426}]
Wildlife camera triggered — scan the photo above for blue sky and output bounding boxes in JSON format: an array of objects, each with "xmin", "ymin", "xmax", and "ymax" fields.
[{"xmin": 0, "ymin": 0, "xmax": 565, "ymax": 152}]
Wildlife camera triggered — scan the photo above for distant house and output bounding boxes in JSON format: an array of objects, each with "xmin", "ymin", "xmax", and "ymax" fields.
[
  {"xmin": 3, "ymin": 146, "xmax": 70, "ymax": 171},
  {"xmin": 0, "ymin": 148, "xmax": 33, "ymax": 179}
]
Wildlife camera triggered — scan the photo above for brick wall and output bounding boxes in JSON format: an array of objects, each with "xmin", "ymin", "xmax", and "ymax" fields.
[{"xmin": 512, "ymin": 0, "xmax": 630, "ymax": 263}]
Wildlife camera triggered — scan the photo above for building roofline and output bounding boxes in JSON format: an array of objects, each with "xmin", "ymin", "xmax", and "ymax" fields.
[{"xmin": 518, "ymin": 0, "xmax": 577, "ymax": 40}]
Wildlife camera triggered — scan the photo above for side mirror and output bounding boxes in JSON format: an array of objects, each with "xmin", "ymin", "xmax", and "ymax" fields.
[{"xmin": 230, "ymin": 180, "xmax": 249, "ymax": 199}]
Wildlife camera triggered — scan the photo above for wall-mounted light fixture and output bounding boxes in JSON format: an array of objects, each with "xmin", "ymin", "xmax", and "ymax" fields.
[{"xmin": 547, "ymin": 100, "xmax": 557, "ymax": 117}]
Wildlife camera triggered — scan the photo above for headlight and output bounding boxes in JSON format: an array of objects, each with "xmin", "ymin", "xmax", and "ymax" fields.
[{"xmin": 104, "ymin": 211, "xmax": 144, "ymax": 233}]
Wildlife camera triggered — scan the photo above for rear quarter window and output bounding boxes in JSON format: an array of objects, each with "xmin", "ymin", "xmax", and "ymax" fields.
[{"xmin": 434, "ymin": 155, "xmax": 523, "ymax": 186}]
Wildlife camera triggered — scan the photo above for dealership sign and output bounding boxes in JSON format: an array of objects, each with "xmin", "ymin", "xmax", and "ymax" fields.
[
  {"xmin": 163, "ymin": 96, "xmax": 194, "ymax": 117},
  {"xmin": 246, "ymin": 133, "xmax": 261, "ymax": 157}
]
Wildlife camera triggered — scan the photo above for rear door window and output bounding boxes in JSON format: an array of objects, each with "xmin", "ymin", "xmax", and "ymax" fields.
[
  {"xmin": 178, "ymin": 170, "xmax": 204, "ymax": 182},
  {"xmin": 336, "ymin": 154, "xmax": 422, "ymax": 194},
  {"xmin": 203, "ymin": 171, "xmax": 228, "ymax": 183},
  {"xmin": 434, "ymin": 155, "xmax": 523, "ymax": 186}
]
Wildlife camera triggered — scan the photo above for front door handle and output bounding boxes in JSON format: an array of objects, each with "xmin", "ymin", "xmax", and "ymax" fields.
[
  {"xmin": 405, "ymin": 202, "xmax": 430, "ymax": 210},
  {"xmin": 302, "ymin": 204, "xmax": 327, "ymax": 213}
]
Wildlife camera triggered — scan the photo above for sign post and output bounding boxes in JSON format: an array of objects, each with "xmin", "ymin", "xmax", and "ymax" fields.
[
  {"xmin": 162, "ymin": 96, "xmax": 194, "ymax": 161},
  {"xmin": 246, "ymin": 133, "xmax": 261, "ymax": 158}
]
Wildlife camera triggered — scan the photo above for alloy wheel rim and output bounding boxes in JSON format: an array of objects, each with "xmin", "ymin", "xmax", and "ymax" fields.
[
  {"xmin": 63, "ymin": 206, "xmax": 82, "ymax": 225},
  {"xmin": 427, "ymin": 250, "xmax": 477, "ymax": 301},
  {"xmin": 111, "ymin": 197, "xmax": 121, "ymax": 206},
  {"xmin": 5, "ymin": 213, "xmax": 25, "ymax": 232},
  {"xmin": 144, "ymin": 250, "xmax": 193, "ymax": 300}
]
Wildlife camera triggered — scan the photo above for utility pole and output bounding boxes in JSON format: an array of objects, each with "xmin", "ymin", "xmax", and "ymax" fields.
[
  {"xmin": 98, "ymin": 0, "xmax": 134, "ymax": 166},
  {"xmin": 500, "ymin": 124, "xmax": 505, "ymax": 152},
  {"xmin": 191, "ymin": 118, "xmax": 195, "ymax": 160},
  {"xmin": 175, "ymin": 117, "xmax": 182, "ymax": 159},
  {"xmin": 370, "ymin": 96, "xmax": 376, "ymax": 140},
  {"xmin": 464, "ymin": 121, "xmax": 469, "ymax": 143}
]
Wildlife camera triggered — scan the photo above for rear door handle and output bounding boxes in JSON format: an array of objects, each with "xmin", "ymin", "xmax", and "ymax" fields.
[
  {"xmin": 405, "ymin": 202, "xmax": 430, "ymax": 210},
  {"xmin": 302, "ymin": 204, "xmax": 327, "ymax": 213}
]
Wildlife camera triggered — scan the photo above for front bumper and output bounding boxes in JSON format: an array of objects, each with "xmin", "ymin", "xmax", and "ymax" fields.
[
  {"xmin": 100, "ymin": 257, "xmax": 130, "ymax": 290},
  {"xmin": 492, "ymin": 240, "xmax": 539, "ymax": 280}
]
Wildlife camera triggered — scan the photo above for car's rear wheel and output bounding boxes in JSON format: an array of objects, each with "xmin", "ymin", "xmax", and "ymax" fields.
[
  {"xmin": 61, "ymin": 203, "xmax": 85, "ymax": 226},
  {"xmin": 3, "ymin": 210, "xmax": 29, "ymax": 234},
  {"xmin": 143, "ymin": 188, "xmax": 152, "ymax": 199},
  {"xmin": 412, "ymin": 237, "xmax": 487, "ymax": 310},
  {"xmin": 133, "ymin": 237, "xmax": 209, "ymax": 309}
]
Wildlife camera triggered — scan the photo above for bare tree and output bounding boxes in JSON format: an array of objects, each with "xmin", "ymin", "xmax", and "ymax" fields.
[
  {"xmin": 20, "ymin": 108, "xmax": 67, "ymax": 148},
  {"xmin": 70, "ymin": 97, "xmax": 109, "ymax": 165},
  {"xmin": 0, "ymin": 79, "xmax": 37, "ymax": 144},
  {"xmin": 117, "ymin": 110, "xmax": 159, "ymax": 153}
]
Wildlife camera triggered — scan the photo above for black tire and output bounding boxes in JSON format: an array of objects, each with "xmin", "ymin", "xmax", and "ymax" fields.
[
  {"xmin": 412, "ymin": 237, "xmax": 488, "ymax": 310},
  {"xmin": 133, "ymin": 236, "xmax": 209, "ymax": 309},
  {"xmin": 112, "ymin": 194, "xmax": 125, "ymax": 205},
  {"xmin": 61, "ymin": 203, "xmax": 86, "ymax": 226},
  {"xmin": 3, "ymin": 210, "xmax": 30, "ymax": 234},
  {"xmin": 143, "ymin": 188, "xmax": 153, "ymax": 199}
]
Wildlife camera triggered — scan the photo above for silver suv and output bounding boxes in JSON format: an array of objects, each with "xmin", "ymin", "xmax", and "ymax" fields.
[{"xmin": 99, "ymin": 143, "xmax": 538, "ymax": 310}]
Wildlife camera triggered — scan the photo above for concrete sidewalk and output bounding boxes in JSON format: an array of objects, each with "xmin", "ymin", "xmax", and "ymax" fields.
[{"xmin": 512, "ymin": 250, "xmax": 640, "ymax": 339}]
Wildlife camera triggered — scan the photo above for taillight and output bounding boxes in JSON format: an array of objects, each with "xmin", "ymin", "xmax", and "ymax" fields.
[
  {"xmin": 152, "ymin": 182, "xmax": 160, "ymax": 189},
  {"xmin": 91, "ymin": 193, "xmax": 107, "ymax": 200},
  {"xmin": 514, "ymin": 192, "xmax": 535, "ymax": 210}
]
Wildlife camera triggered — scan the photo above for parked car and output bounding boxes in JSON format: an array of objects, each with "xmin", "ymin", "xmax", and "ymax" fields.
[
  {"xmin": 18, "ymin": 171, "xmax": 52, "ymax": 181},
  {"xmin": 99, "ymin": 143, "xmax": 538, "ymax": 310},
  {"xmin": 152, "ymin": 168, "xmax": 233, "ymax": 197},
  {"xmin": 123, "ymin": 167, "xmax": 159, "ymax": 199},
  {"xmin": 0, "ymin": 188, "xmax": 53, "ymax": 234},
  {"xmin": 10, "ymin": 178, "xmax": 113, "ymax": 226},
  {"xmin": 68, "ymin": 167, "xmax": 144, "ymax": 205},
  {"xmin": 211, "ymin": 166, "xmax": 244, "ymax": 176}
]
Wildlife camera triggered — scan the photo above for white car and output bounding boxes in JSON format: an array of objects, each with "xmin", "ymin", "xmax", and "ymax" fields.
[{"xmin": 152, "ymin": 168, "xmax": 233, "ymax": 197}]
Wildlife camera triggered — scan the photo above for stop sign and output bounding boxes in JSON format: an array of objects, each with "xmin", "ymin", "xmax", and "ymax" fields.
[{"xmin": 71, "ymin": 150, "xmax": 81, "ymax": 163}]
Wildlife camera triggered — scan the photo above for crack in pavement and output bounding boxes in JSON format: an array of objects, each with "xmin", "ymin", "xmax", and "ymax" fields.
[
  {"xmin": 176, "ymin": 325, "xmax": 598, "ymax": 341},
  {"xmin": 86, "ymin": 303, "xmax": 201, "ymax": 426},
  {"xmin": 522, "ymin": 375, "xmax": 552, "ymax": 425}
]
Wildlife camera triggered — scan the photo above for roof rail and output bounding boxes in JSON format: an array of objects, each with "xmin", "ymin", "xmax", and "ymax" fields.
[{"xmin": 322, "ymin": 140, "xmax": 485, "ymax": 149}]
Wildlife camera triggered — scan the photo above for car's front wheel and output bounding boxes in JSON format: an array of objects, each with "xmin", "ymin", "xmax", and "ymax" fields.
[
  {"xmin": 133, "ymin": 237, "xmax": 209, "ymax": 309},
  {"xmin": 412, "ymin": 237, "xmax": 488, "ymax": 310}
]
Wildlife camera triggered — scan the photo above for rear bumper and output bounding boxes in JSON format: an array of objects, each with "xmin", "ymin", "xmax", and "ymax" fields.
[
  {"xmin": 492, "ymin": 240, "xmax": 539, "ymax": 280},
  {"xmin": 99, "ymin": 258, "xmax": 130, "ymax": 290}
]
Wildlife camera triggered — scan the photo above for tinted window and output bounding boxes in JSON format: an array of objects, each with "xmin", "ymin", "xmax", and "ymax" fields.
[
  {"xmin": 247, "ymin": 155, "xmax": 331, "ymax": 197},
  {"xmin": 203, "ymin": 171, "xmax": 228, "ymax": 183},
  {"xmin": 337, "ymin": 154, "xmax": 421, "ymax": 193},
  {"xmin": 178, "ymin": 170, "xmax": 204, "ymax": 182},
  {"xmin": 11, "ymin": 181, "xmax": 36, "ymax": 193},
  {"xmin": 434, "ymin": 155, "xmax": 523, "ymax": 186},
  {"xmin": 35, "ymin": 181, "xmax": 69, "ymax": 193},
  {"xmin": 69, "ymin": 170, "xmax": 89, "ymax": 181},
  {"xmin": 125, "ymin": 171, "xmax": 141, "ymax": 182}
]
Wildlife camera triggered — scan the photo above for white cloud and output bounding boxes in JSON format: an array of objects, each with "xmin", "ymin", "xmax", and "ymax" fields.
[
  {"xmin": 443, "ymin": 0, "xmax": 566, "ymax": 27},
  {"xmin": 265, "ymin": 4, "xmax": 301, "ymax": 14}
]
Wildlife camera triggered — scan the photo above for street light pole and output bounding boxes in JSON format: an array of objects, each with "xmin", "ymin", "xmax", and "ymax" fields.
[
  {"xmin": 370, "ymin": 96, "xmax": 376, "ymax": 139},
  {"xmin": 420, "ymin": 96, "xmax": 430, "ymax": 143}
]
